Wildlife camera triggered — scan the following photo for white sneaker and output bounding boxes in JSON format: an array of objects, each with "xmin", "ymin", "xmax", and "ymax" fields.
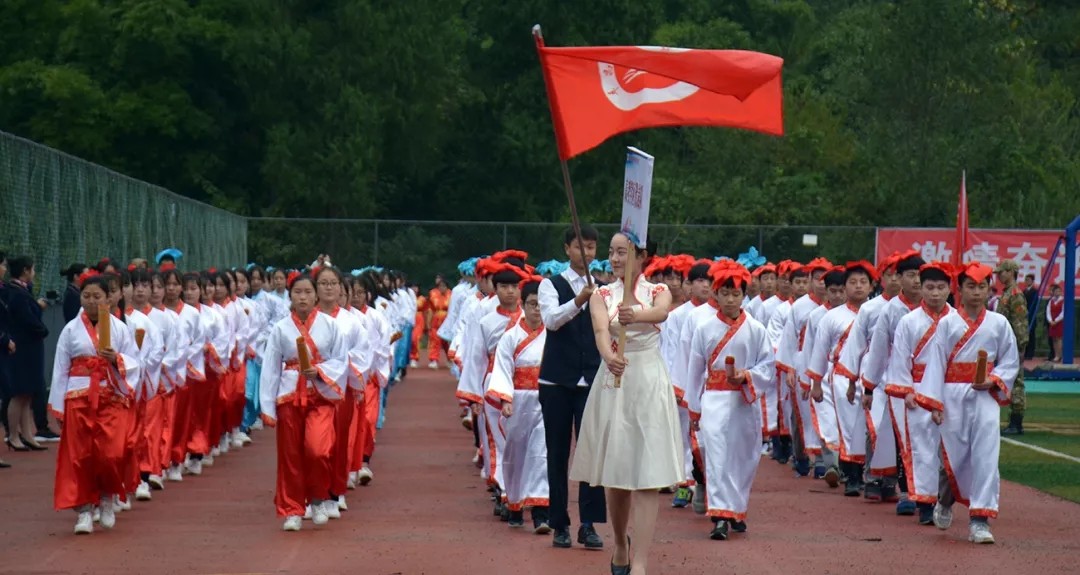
[
  {"xmin": 760, "ymin": 443, "xmax": 771, "ymax": 456},
  {"xmin": 166, "ymin": 465, "xmax": 184, "ymax": 482},
  {"xmin": 358, "ymin": 465, "xmax": 374, "ymax": 486},
  {"xmin": 347, "ymin": 472, "xmax": 358, "ymax": 490},
  {"xmin": 99, "ymin": 498, "xmax": 116, "ymax": 529},
  {"xmin": 311, "ymin": 501, "xmax": 329, "ymax": 525},
  {"xmin": 428, "ymin": 361, "xmax": 439, "ymax": 369},
  {"xmin": 74, "ymin": 512, "xmax": 94, "ymax": 534},
  {"xmin": 231, "ymin": 436, "xmax": 244, "ymax": 449},
  {"xmin": 115, "ymin": 494, "xmax": 132, "ymax": 512},
  {"xmin": 135, "ymin": 482, "xmax": 152, "ymax": 501},
  {"xmin": 933, "ymin": 503, "xmax": 953, "ymax": 530},
  {"xmin": 92, "ymin": 507, "xmax": 101, "ymax": 523},
  {"xmin": 235, "ymin": 431, "xmax": 252, "ymax": 445},
  {"xmin": 969, "ymin": 522, "xmax": 995, "ymax": 544},
  {"xmin": 282, "ymin": 516, "xmax": 302, "ymax": 531},
  {"xmin": 337, "ymin": 495, "xmax": 348, "ymax": 511},
  {"xmin": 692, "ymin": 484, "xmax": 707, "ymax": 515},
  {"xmin": 251, "ymin": 419, "xmax": 264, "ymax": 430},
  {"xmin": 323, "ymin": 499, "xmax": 341, "ymax": 520},
  {"xmin": 303, "ymin": 505, "xmax": 313, "ymax": 520},
  {"xmin": 409, "ymin": 360, "xmax": 419, "ymax": 369},
  {"xmin": 148, "ymin": 474, "xmax": 165, "ymax": 490},
  {"xmin": 218, "ymin": 436, "xmax": 230, "ymax": 454},
  {"xmin": 186, "ymin": 459, "xmax": 203, "ymax": 476},
  {"xmin": 471, "ymin": 450, "xmax": 480, "ymax": 465}
]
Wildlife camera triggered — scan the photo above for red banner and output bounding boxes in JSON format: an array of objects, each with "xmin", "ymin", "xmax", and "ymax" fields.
[{"xmin": 875, "ymin": 228, "xmax": 1079, "ymax": 297}]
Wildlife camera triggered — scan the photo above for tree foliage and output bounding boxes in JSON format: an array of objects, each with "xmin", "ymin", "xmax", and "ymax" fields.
[{"xmin": 2, "ymin": 0, "xmax": 1078, "ymax": 267}]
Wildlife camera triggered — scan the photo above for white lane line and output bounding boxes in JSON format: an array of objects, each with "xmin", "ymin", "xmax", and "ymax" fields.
[{"xmin": 1001, "ymin": 437, "xmax": 1080, "ymax": 464}]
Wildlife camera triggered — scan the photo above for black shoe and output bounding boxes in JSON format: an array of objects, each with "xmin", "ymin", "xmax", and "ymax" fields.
[
  {"xmin": 531, "ymin": 507, "xmax": 551, "ymax": 533},
  {"xmin": 729, "ymin": 519, "xmax": 747, "ymax": 533},
  {"xmin": 553, "ymin": 527, "xmax": 572, "ymax": 548},
  {"xmin": 864, "ymin": 480, "xmax": 883, "ymax": 501},
  {"xmin": 33, "ymin": 428, "xmax": 60, "ymax": 442},
  {"xmin": 880, "ymin": 483, "xmax": 899, "ymax": 503},
  {"xmin": 917, "ymin": 503, "xmax": 935, "ymax": 525},
  {"xmin": 610, "ymin": 559, "xmax": 631, "ymax": 575},
  {"xmin": 844, "ymin": 481, "xmax": 863, "ymax": 497},
  {"xmin": 500, "ymin": 506, "xmax": 511, "ymax": 522},
  {"xmin": 1002, "ymin": 413, "xmax": 1024, "ymax": 435},
  {"xmin": 5, "ymin": 439, "xmax": 30, "ymax": 452},
  {"xmin": 508, "ymin": 510, "xmax": 525, "ymax": 527},
  {"xmin": 709, "ymin": 520, "xmax": 729, "ymax": 540},
  {"xmin": 578, "ymin": 524, "xmax": 604, "ymax": 549}
]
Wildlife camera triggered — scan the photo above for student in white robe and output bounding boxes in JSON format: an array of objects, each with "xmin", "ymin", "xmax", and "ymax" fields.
[
  {"xmin": 259, "ymin": 272, "xmax": 347, "ymax": 531},
  {"xmin": 460, "ymin": 257, "xmax": 528, "ymax": 517},
  {"xmin": 857, "ymin": 250, "xmax": 924, "ymax": 514},
  {"xmin": 775, "ymin": 258, "xmax": 831, "ymax": 477},
  {"xmin": 161, "ymin": 269, "xmax": 205, "ymax": 482},
  {"xmin": 834, "ymin": 252, "xmax": 902, "ymax": 502},
  {"xmin": 146, "ymin": 269, "xmax": 179, "ymax": 488},
  {"xmin": 922, "ymin": 262, "xmax": 1018, "ymax": 544},
  {"xmin": 807, "ymin": 261, "xmax": 875, "ymax": 498},
  {"xmin": 686, "ymin": 261, "xmax": 773, "ymax": 541},
  {"xmin": 49, "ymin": 273, "xmax": 142, "ymax": 534},
  {"xmin": 354, "ymin": 270, "xmax": 394, "ymax": 485},
  {"xmin": 799, "ymin": 264, "xmax": 846, "ymax": 484},
  {"xmin": 764, "ymin": 260, "xmax": 806, "ymax": 465},
  {"xmin": 124, "ymin": 267, "xmax": 165, "ymax": 502},
  {"xmin": 486, "ymin": 277, "xmax": 550, "ymax": 532},
  {"xmin": 882, "ymin": 261, "xmax": 954, "ymax": 526},
  {"xmin": 663, "ymin": 260, "xmax": 714, "ymax": 509}
]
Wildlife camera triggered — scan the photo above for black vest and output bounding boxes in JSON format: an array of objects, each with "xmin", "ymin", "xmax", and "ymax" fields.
[{"xmin": 539, "ymin": 274, "xmax": 602, "ymax": 388}]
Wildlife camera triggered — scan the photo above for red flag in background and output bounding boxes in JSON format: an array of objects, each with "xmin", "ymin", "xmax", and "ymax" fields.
[
  {"xmin": 534, "ymin": 28, "xmax": 784, "ymax": 160},
  {"xmin": 955, "ymin": 170, "xmax": 969, "ymax": 267}
]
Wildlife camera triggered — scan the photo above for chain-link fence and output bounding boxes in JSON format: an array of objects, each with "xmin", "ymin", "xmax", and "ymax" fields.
[
  {"xmin": 248, "ymin": 217, "xmax": 877, "ymax": 281},
  {"xmin": 0, "ymin": 131, "xmax": 248, "ymax": 295}
]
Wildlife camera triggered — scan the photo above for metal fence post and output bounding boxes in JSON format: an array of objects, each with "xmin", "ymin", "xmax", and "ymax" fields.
[
  {"xmin": 373, "ymin": 221, "xmax": 380, "ymax": 264},
  {"xmin": 758, "ymin": 227, "xmax": 764, "ymax": 254},
  {"xmin": 503, "ymin": 224, "xmax": 508, "ymax": 250}
]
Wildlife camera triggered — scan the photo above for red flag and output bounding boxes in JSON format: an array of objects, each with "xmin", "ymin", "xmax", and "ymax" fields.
[
  {"xmin": 955, "ymin": 170, "xmax": 968, "ymax": 267},
  {"xmin": 534, "ymin": 29, "xmax": 784, "ymax": 160}
]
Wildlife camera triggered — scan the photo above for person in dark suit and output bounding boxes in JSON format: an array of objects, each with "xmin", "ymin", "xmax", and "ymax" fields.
[
  {"xmin": 0, "ymin": 252, "xmax": 13, "ymax": 466},
  {"xmin": 2, "ymin": 255, "xmax": 49, "ymax": 451},
  {"xmin": 61, "ymin": 263, "xmax": 88, "ymax": 324},
  {"xmin": 1022, "ymin": 274, "xmax": 1039, "ymax": 360},
  {"xmin": 537, "ymin": 225, "xmax": 607, "ymax": 549}
]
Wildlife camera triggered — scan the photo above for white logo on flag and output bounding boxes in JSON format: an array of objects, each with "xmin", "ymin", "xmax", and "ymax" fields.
[{"xmin": 598, "ymin": 48, "xmax": 699, "ymax": 111}]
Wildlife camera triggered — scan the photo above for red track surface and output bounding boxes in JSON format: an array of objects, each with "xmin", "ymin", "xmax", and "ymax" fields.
[{"xmin": 3, "ymin": 368, "xmax": 1078, "ymax": 574}]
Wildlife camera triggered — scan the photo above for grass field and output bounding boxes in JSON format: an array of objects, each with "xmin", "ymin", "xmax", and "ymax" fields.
[{"xmin": 999, "ymin": 394, "xmax": 1080, "ymax": 503}]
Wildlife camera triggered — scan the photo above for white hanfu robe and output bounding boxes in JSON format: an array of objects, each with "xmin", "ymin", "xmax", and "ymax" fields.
[
  {"xmin": 125, "ymin": 308, "xmax": 164, "ymax": 402},
  {"xmin": 486, "ymin": 319, "xmax": 549, "ymax": 512},
  {"xmin": 883, "ymin": 303, "xmax": 953, "ymax": 504},
  {"xmin": 858, "ymin": 294, "xmax": 919, "ymax": 476},
  {"xmin": 776, "ymin": 295, "xmax": 825, "ymax": 456},
  {"xmin": 921, "ymin": 308, "xmax": 1018, "ymax": 518},
  {"xmin": 460, "ymin": 305, "xmax": 522, "ymax": 489},
  {"xmin": 806, "ymin": 303, "xmax": 864, "ymax": 464},
  {"xmin": 665, "ymin": 299, "xmax": 707, "ymax": 482},
  {"xmin": 258, "ymin": 312, "xmax": 348, "ymax": 422},
  {"xmin": 765, "ymin": 299, "xmax": 793, "ymax": 436},
  {"xmin": 686, "ymin": 310, "xmax": 773, "ymax": 521},
  {"xmin": 798, "ymin": 303, "xmax": 831, "ymax": 454},
  {"xmin": 835, "ymin": 293, "xmax": 891, "ymax": 474}
]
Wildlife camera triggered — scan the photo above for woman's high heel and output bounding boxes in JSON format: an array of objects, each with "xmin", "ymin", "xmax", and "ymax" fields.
[
  {"xmin": 6, "ymin": 438, "xmax": 31, "ymax": 452},
  {"xmin": 18, "ymin": 436, "xmax": 47, "ymax": 451},
  {"xmin": 611, "ymin": 535, "xmax": 632, "ymax": 575}
]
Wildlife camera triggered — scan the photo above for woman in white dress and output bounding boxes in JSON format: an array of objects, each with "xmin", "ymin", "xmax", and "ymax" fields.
[{"xmin": 570, "ymin": 232, "xmax": 684, "ymax": 575}]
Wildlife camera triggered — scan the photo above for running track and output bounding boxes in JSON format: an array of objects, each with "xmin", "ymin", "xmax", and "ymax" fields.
[{"xmin": 2, "ymin": 368, "xmax": 1078, "ymax": 574}]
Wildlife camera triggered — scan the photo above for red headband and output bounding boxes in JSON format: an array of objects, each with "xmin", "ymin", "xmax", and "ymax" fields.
[
  {"xmin": 846, "ymin": 260, "xmax": 879, "ymax": 282},
  {"xmin": 643, "ymin": 255, "xmax": 670, "ymax": 277},
  {"xmin": 711, "ymin": 260, "xmax": 752, "ymax": 290},
  {"xmin": 956, "ymin": 262, "xmax": 993, "ymax": 285},
  {"xmin": 158, "ymin": 262, "xmax": 176, "ymax": 272},
  {"xmin": 492, "ymin": 250, "xmax": 529, "ymax": 263},
  {"xmin": 518, "ymin": 274, "xmax": 544, "ymax": 290},
  {"xmin": 919, "ymin": 261, "xmax": 954, "ymax": 278},
  {"xmin": 286, "ymin": 270, "xmax": 304, "ymax": 289},
  {"xmin": 77, "ymin": 269, "xmax": 101, "ymax": 286},
  {"xmin": 752, "ymin": 262, "xmax": 777, "ymax": 278},
  {"xmin": 803, "ymin": 257, "xmax": 833, "ymax": 274}
]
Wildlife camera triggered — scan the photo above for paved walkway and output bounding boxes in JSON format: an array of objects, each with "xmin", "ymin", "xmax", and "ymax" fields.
[{"xmin": 2, "ymin": 369, "xmax": 1078, "ymax": 574}]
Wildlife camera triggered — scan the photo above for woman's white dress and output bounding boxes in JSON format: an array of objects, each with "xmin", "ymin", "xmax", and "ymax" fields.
[{"xmin": 569, "ymin": 275, "xmax": 685, "ymax": 490}]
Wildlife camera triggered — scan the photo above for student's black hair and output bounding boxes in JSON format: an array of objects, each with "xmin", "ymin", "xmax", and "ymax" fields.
[
  {"xmin": 919, "ymin": 268, "xmax": 950, "ymax": 284},
  {"xmin": 130, "ymin": 267, "xmax": 153, "ymax": 285},
  {"xmin": 181, "ymin": 272, "xmax": 202, "ymax": 290},
  {"xmin": 521, "ymin": 281, "xmax": 542, "ymax": 301},
  {"xmin": 248, "ymin": 265, "xmax": 266, "ymax": 282},
  {"xmin": 8, "ymin": 255, "xmax": 34, "ymax": 279},
  {"xmin": 314, "ymin": 266, "xmax": 346, "ymax": 287},
  {"xmin": 791, "ymin": 269, "xmax": 811, "ymax": 279},
  {"xmin": 62, "ymin": 263, "xmax": 88, "ymax": 283},
  {"xmin": 209, "ymin": 270, "xmax": 233, "ymax": 296},
  {"xmin": 160, "ymin": 268, "xmax": 184, "ymax": 288},
  {"xmin": 288, "ymin": 273, "xmax": 316, "ymax": 293},
  {"xmin": 688, "ymin": 263, "xmax": 712, "ymax": 283},
  {"xmin": 957, "ymin": 272, "xmax": 989, "ymax": 287},
  {"xmin": 896, "ymin": 255, "xmax": 926, "ymax": 275},
  {"xmin": 843, "ymin": 267, "xmax": 872, "ymax": 284},
  {"xmin": 564, "ymin": 225, "xmax": 599, "ymax": 246},
  {"xmin": 823, "ymin": 270, "xmax": 846, "ymax": 288},
  {"xmin": 716, "ymin": 278, "xmax": 745, "ymax": 291},
  {"xmin": 80, "ymin": 274, "xmax": 111, "ymax": 296},
  {"xmin": 101, "ymin": 272, "xmax": 127, "ymax": 324}
]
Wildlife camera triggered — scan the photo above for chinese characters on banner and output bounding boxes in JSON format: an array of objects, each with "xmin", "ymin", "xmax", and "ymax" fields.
[
  {"xmin": 620, "ymin": 147, "xmax": 654, "ymax": 248},
  {"xmin": 876, "ymin": 228, "xmax": 1080, "ymax": 297}
]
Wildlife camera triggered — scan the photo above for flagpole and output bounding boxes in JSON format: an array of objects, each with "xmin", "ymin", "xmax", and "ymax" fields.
[{"xmin": 534, "ymin": 24, "xmax": 594, "ymax": 288}]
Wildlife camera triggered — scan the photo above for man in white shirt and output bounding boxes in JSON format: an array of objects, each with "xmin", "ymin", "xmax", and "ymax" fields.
[{"xmin": 537, "ymin": 225, "xmax": 606, "ymax": 550}]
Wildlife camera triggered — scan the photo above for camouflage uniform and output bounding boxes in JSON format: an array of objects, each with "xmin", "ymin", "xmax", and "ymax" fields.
[{"xmin": 994, "ymin": 260, "xmax": 1028, "ymax": 416}]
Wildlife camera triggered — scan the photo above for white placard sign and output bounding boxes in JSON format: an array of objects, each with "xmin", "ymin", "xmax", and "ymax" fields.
[{"xmin": 620, "ymin": 147, "xmax": 654, "ymax": 248}]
